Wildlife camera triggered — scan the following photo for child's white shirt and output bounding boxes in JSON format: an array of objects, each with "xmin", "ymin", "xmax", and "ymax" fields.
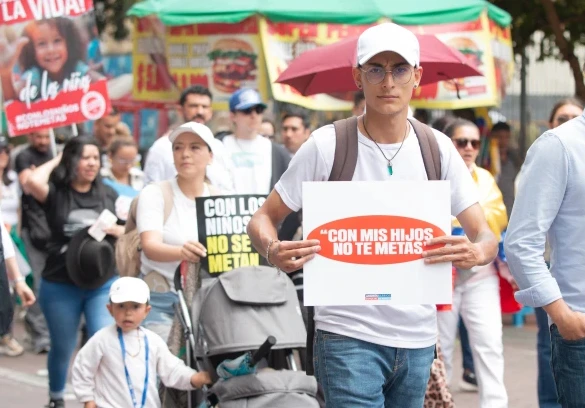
[{"xmin": 72, "ymin": 324, "xmax": 196, "ymax": 408}]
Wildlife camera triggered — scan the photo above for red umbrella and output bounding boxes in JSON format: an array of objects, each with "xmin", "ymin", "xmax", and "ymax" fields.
[{"xmin": 276, "ymin": 34, "xmax": 482, "ymax": 96}]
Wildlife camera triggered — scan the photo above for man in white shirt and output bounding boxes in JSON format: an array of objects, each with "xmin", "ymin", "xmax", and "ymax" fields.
[
  {"xmin": 222, "ymin": 88, "xmax": 290, "ymax": 195},
  {"xmin": 143, "ymin": 85, "xmax": 232, "ymax": 190},
  {"xmin": 247, "ymin": 23, "xmax": 498, "ymax": 407}
]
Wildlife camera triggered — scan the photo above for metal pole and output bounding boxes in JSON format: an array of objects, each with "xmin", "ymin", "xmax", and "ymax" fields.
[
  {"xmin": 49, "ymin": 128, "xmax": 57, "ymax": 158},
  {"xmin": 519, "ymin": 47, "xmax": 528, "ymax": 159}
]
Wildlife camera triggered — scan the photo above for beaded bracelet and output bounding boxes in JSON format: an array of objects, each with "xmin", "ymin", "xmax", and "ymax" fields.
[{"xmin": 266, "ymin": 238, "xmax": 279, "ymax": 267}]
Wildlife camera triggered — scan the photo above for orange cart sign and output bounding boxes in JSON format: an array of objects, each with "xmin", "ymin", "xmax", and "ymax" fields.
[
  {"xmin": 302, "ymin": 181, "xmax": 452, "ymax": 306},
  {"xmin": 408, "ymin": 13, "xmax": 513, "ymax": 109},
  {"xmin": 132, "ymin": 17, "xmax": 268, "ymax": 110}
]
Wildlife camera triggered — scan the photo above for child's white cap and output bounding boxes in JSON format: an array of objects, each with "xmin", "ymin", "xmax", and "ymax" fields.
[{"xmin": 109, "ymin": 277, "xmax": 150, "ymax": 304}]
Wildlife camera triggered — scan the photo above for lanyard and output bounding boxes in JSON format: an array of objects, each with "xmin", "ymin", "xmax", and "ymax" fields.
[{"xmin": 117, "ymin": 327, "xmax": 149, "ymax": 408}]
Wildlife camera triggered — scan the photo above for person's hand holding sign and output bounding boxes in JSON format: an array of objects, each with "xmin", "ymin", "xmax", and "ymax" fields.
[
  {"xmin": 267, "ymin": 239, "xmax": 321, "ymax": 273},
  {"xmin": 181, "ymin": 241, "xmax": 207, "ymax": 263},
  {"xmin": 422, "ymin": 235, "xmax": 484, "ymax": 270},
  {"xmin": 422, "ymin": 204, "xmax": 498, "ymax": 270}
]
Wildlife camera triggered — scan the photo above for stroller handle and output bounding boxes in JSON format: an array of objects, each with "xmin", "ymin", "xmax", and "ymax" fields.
[
  {"xmin": 174, "ymin": 263, "xmax": 183, "ymax": 292},
  {"xmin": 250, "ymin": 336, "xmax": 277, "ymax": 367}
]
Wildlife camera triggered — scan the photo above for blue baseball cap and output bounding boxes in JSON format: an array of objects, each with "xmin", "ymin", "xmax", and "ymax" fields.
[{"xmin": 229, "ymin": 88, "xmax": 267, "ymax": 112}]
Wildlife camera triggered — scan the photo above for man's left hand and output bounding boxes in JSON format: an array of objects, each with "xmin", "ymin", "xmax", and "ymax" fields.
[{"xmin": 422, "ymin": 235, "xmax": 484, "ymax": 270}]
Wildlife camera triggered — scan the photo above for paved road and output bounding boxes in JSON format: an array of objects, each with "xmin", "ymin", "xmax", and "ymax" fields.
[{"xmin": 1, "ymin": 316, "xmax": 539, "ymax": 408}]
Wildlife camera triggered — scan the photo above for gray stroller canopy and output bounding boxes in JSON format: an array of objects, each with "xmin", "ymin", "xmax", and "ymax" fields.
[{"xmin": 192, "ymin": 266, "xmax": 307, "ymax": 357}]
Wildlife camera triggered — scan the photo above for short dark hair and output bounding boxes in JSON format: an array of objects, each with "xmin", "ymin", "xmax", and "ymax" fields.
[
  {"xmin": 282, "ymin": 108, "xmax": 310, "ymax": 130},
  {"xmin": 179, "ymin": 85, "xmax": 213, "ymax": 106},
  {"xmin": 353, "ymin": 91, "xmax": 365, "ymax": 107},
  {"xmin": 443, "ymin": 118, "xmax": 477, "ymax": 139},
  {"xmin": 491, "ymin": 122, "xmax": 511, "ymax": 133}
]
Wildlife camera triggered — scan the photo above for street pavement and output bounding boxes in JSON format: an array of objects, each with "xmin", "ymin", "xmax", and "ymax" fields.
[{"xmin": 1, "ymin": 315, "xmax": 539, "ymax": 408}]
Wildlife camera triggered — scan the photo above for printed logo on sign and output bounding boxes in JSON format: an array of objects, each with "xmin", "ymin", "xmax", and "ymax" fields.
[
  {"xmin": 365, "ymin": 294, "xmax": 392, "ymax": 301},
  {"xmin": 81, "ymin": 91, "xmax": 107, "ymax": 121}
]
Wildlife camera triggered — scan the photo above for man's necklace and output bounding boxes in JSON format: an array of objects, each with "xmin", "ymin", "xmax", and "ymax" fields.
[{"xmin": 362, "ymin": 116, "xmax": 409, "ymax": 176}]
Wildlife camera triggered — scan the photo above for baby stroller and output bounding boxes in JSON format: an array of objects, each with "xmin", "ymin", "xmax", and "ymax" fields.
[{"xmin": 187, "ymin": 265, "xmax": 320, "ymax": 407}]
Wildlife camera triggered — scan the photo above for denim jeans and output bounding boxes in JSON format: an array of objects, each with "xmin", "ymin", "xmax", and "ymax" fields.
[
  {"xmin": 550, "ymin": 324, "xmax": 585, "ymax": 408},
  {"xmin": 142, "ymin": 291, "xmax": 178, "ymax": 343},
  {"xmin": 39, "ymin": 277, "xmax": 115, "ymax": 399},
  {"xmin": 314, "ymin": 329, "xmax": 435, "ymax": 407},
  {"xmin": 536, "ymin": 307, "xmax": 560, "ymax": 408},
  {"xmin": 459, "ymin": 316, "xmax": 475, "ymax": 372}
]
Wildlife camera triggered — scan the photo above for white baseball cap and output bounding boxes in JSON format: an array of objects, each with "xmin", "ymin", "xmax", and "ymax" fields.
[
  {"xmin": 357, "ymin": 23, "xmax": 420, "ymax": 67},
  {"xmin": 109, "ymin": 277, "xmax": 150, "ymax": 304},
  {"xmin": 168, "ymin": 121, "xmax": 216, "ymax": 152}
]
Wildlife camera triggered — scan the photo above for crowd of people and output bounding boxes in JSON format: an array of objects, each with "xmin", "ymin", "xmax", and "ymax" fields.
[{"xmin": 0, "ymin": 22, "xmax": 583, "ymax": 408}]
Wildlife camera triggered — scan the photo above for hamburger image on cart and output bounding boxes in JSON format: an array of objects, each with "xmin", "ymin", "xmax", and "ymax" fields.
[{"xmin": 208, "ymin": 38, "xmax": 258, "ymax": 93}]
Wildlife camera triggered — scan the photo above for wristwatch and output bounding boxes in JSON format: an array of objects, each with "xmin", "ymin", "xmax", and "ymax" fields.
[{"xmin": 10, "ymin": 276, "xmax": 25, "ymax": 289}]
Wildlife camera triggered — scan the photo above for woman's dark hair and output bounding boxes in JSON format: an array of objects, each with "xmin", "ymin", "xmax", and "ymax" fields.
[
  {"xmin": 108, "ymin": 137, "xmax": 137, "ymax": 156},
  {"xmin": 548, "ymin": 97, "xmax": 584, "ymax": 124},
  {"xmin": 431, "ymin": 115, "xmax": 455, "ymax": 134},
  {"xmin": 19, "ymin": 17, "xmax": 85, "ymax": 80},
  {"xmin": 50, "ymin": 136, "xmax": 102, "ymax": 189},
  {"xmin": 443, "ymin": 118, "xmax": 477, "ymax": 139}
]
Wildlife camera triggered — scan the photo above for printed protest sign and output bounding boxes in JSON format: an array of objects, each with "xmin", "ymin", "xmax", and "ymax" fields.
[
  {"xmin": 0, "ymin": 0, "xmax": 111, "ymax": 136},
  {"xmin": 196, "ymin": 195, "xmax": 268, "ymax": 274},
  {"xmin": 303, "ymin": 181, "xmax": 452, "ymax": 306}
]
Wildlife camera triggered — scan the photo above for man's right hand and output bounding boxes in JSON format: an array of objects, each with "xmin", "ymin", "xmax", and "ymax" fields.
[
  {"xmin": 269, "ymin": 239, "xmax": 321, "ymax": 273},
  {"xmin": 556, "ymin": 309, "xmax": 585, "ymax": 341}
]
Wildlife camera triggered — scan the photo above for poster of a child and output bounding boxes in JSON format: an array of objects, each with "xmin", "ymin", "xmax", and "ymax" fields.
[
  {"xmin": 0, "ymin": 0, "xmax": 112, "ymax": 136},
  {"xmin": 0, "ymin": 15, "xmax": 104, "ymax": 102}
]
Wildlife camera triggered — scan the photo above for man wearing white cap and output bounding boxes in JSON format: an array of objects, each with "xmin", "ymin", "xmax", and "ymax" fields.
[
  {"xmin": 72, "ymin": 277, "xmax": 211, "ymax": 408},
  {"xmin": 247, "ymin": 23, "xmax": 498, "ymax": 406}
]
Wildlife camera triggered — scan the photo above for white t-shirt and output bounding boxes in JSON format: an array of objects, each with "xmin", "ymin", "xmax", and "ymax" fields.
[
  {"xmin": 222, "ymin": 135, "xmax": 272, "ymax": 195},
  {"xmin": 136, "ymin": 178, "xmax": 209, "ymax": 287},
  {"xmin": 72, "ymin": 324, "xmax": 196, "ymax": 408},
  {"xmin": 274, "ymin": 123, "xmax": 478, "ymax": 349},
  {"xmin": 1, "ymin": 171, "xmax": 20, "ymax": 227}
]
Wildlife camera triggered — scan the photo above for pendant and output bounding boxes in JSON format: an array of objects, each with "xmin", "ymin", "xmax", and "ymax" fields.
[{"xmin": 387, "ymin": 161, "xmax": 393, "ymax": 176}]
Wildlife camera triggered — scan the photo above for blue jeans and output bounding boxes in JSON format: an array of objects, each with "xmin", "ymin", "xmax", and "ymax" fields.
[
  {"xmin": 314, "ymin": 329, "xmax": 435, "ymax": 407},
  {"xmin": 536, "ymin": 307, "xmax": 560, "ymax": 408},
  {"xmin": 142, "ymin": 291, "xmax": 178, "ymax": 343},
  {"xmin": 550, "ymin": 324, "xmax": 585, "ymax": 408},
  {"xmin": 39, "ymin": 277, "xmax": 115, "ymax": 399},
  {"xmin": 459, "ymin": 317, "xmax": 475, "ymax": 372}
]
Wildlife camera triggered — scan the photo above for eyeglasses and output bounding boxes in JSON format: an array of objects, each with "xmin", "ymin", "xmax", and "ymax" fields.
[
  {"xmin": 113, "ymin": 158, "xmax": 136, "ymax": 166},
  {"xmin": 360, "ymin": 64, "xmax": 413, "ymax": 85},
  {"xmin": 239, "ymin": 106, "xmax": 265, "ymax": 115},
  {"xmin": 453, "ymin": 138, "xmax": 481, "ymax": 149}
]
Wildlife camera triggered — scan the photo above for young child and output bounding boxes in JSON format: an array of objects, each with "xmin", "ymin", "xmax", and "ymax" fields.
[
  {"xmin": 72, "ymin": 277, "xmax": 211, "ymax": 408},
  {"xmin": 0, "ymin": 17, "xmax": 104, "ymax": 102}
]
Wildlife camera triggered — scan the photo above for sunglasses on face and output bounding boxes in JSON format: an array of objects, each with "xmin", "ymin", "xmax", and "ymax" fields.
[
  {"xmin": 239, "ymin": 106, "xmax": 265, "ymax": 115},
  {"xmin": 453, "ymin": 138, "xmax": 481, "ymax": 149}
]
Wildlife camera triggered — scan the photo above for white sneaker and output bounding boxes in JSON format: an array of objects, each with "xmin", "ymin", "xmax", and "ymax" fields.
[{"xmin": 0, "ymin": 334, "xmax": 25, "ymax": 357}]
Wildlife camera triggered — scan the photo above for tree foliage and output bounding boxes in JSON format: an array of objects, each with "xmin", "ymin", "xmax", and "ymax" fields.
[
  {"xmin": 488, "ymin": 0, "xmax": 585, "ymax": 99},
  {"xmin": 93, "ymin": 0, "xmax": 138, "ymax": 40}
]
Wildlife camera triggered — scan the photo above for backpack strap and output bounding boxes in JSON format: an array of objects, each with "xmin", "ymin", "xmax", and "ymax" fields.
[
  {"xmin": 330, "ymin": 116, "xmax": 359, "ymax": 182},
  {"xmin": 408, "ymin": 118, "xmax": 442, "ymax": 181},
  {"xmin": 158, "ymin": 180, "xmax": 174, "ymax": 224}
]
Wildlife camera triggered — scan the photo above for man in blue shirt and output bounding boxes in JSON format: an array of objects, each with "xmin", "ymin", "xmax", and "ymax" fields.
[{"xmin": 506, "ymin": 108, "xmax": 585, "ymax": 407}]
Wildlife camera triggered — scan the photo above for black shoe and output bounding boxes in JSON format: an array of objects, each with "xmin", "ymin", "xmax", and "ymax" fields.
[
  {"xmin": 45, "ymin": 399, "xmax": 65, "ymax": 408},
  {"xmin": 459, "ymin": 369, "xmax": 479, "ymax": 392}
]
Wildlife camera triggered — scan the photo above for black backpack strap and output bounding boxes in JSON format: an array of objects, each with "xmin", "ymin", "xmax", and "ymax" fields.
[
  {"xmin": 409, "ymin": 118, "xmax": 442, "ymax": 181},
  {"xmin": 330, "ymin": 116, "xmax": 359, "ymax": 182},
  {"xmin": 306, "ymin": 116, "xmax": 359, "ymax": 376}
]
